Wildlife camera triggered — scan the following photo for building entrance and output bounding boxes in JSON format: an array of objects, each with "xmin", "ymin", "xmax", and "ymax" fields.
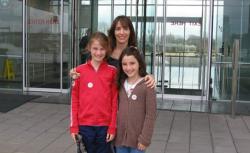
[
  {"xmin": 154, "ymin": 0, "xmax": 211, "ymax": 107},
  {"xmin": 23, "ymin": 0, "xmax": 71, "ymax": 92}
]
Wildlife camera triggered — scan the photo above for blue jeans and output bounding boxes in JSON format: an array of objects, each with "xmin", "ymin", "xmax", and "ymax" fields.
[
  {"xmin": 79, "ymin": 126, "xmax": 111, "ymax": 153},
  {"xmin": 116, "ymin": 146, "xmax": 145, "ymax": 153}
]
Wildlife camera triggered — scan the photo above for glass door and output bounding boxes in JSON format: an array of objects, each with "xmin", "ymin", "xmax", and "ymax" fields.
[
  {"xmin": 154, "ymin": 0, "xmax": 210, "ymax": 99},
  {"xmin": 164, "ymin": 18, "xmax": 202, "ymax": 91},
  {"xmin": 24, "ymin": 0, "xmax": 71, "ymax": 92}
]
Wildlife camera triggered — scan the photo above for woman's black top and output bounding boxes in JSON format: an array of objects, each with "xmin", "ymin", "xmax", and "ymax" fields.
[{"xmin": 107, "ymin": 56, "xmax": 119, "ymax": 68}]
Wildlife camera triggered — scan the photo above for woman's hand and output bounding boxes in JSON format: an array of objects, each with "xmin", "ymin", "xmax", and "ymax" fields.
[
  {"xmin": 106, "ymin": 133, "xmax": 115, "ymax": 142},
  {"xmin": 69, "ymin": 68, "xmax": 80, "ymax": 79},
  {"xmin": 137, "ymin": 143, "xmax": 146, "ymax": 151},
  {"xmin": 144, "ymin": 74, "xmax": 155, "ymax": 89}
]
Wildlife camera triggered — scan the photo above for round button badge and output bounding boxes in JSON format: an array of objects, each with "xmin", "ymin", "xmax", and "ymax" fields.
[
  {"xmin": 87, "ymin": 82, "xmax": 93, "ymax": 88},
  {"xmin": 131, "ymin": 94, "xmax": 137, "ymax": 100}
]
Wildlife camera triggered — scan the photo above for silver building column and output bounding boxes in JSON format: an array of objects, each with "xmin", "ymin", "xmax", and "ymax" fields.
[
  {"xmin": 231, "ymin": 39, "xmax": 240, "ymax": 118},
  {"xmin": 206, "ymin": 0, "xmax": 214, "ymax": 101}
]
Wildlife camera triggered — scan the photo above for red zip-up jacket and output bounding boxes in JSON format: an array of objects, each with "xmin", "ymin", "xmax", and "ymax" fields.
[{"xmin": 70, "ymin": 60, "xmax": 118, "ymax": 135}]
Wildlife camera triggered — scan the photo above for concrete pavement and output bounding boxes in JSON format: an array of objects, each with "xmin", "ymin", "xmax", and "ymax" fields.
[{"xmin": 1, "ymin": 102, "xmax": 250, "ymax": 153}]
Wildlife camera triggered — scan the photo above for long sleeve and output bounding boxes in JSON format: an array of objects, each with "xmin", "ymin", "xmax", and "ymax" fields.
[
  {"xmin": 70, "ymin": 77, "xmax": 80, "ymax": 133},
  {"xmin": 138, "ymin": 87, "xmax": 157, "ymax": 147},
  {"xmin": 108, "ymin": 70, "xmax": 118, "ymax": 135}
]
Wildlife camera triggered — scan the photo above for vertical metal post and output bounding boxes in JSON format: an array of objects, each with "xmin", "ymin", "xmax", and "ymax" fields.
[
  {"xmin": 169, "ymin": 57, "xmax": 171, "ymax": 88},
  {"xmin": 135, "ymin": 0, "xmax": 139, "ymax": 39},
  {"xmin": 152, "ymin": 0, "xmax": 158, "ymax": 75},
  {"xmin": 142, "ymin": 0, "xmax": 147, "ymax": 57},
  {"xmin": 43, "ymin": 52, "xmax": 46, "ymax": 81},
  {"xmin": 71, "ymin": 0, "xmax": 76, "ymax": 67},
  {"xmin": 201, "ymin": 0, "xmax": 207, "ymax": 100},
  {"xmin": 162, "ymin": 0, "xmax": 167, "ymax": 95},
  {"xmin": 231, "ymin": 39, "xmax": 240, "ymax": 118},
  {"xmin": 206, "ymin": 0, "xmax": 214, "ymax": 101},
  {"xmin": 182, "ymin": 23, "xmax": 186, "ymax": 89},
  {"xmin": 199, "ymin": 0, "xmax": 204, "ymax": 91},
  {"xmin": 60, "ymin": 0, "xmax": 64, "ymax": 91},
  {"xmin": 22, "ymin": 0, "xmax": 26, "ymax": 91},
  {"xmin": 125, "ymin": 0, "xmax": 127, "ymax": 15},
  {"xmin": 130, "ymin": 0, "xmax": 133, "ymax": 17},
  {"xmin": 111, "ymin": 0, "xmax": 114, "ymax": 20}
]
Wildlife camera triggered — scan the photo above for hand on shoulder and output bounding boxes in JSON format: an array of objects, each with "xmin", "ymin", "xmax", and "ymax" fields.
[
  {"xmin": 69, "ymin": 68, "xmax": 80, "ymax": 79},
  {"xmin": 144, "ymin": 74, "xmax": 155, "ymax": 89}
]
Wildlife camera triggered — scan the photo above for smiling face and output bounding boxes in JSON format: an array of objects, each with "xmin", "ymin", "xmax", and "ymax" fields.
[
  {"xmin": 89, "ymin": 40, "xmax": 107, "ymax": 64},
  {"xmin": 121, "ymin": 55, "xmax": 140, "ymax": 80},
  {"xmin": 108, "ymin": 16, "xmax": 137, "ymax": 51},
  {"xmin": 114, "ymin": 21, "xmax": 130, "ymax": 45}
]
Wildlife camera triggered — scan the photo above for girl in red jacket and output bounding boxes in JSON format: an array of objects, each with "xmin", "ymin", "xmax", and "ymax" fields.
[{"xmin": 70, "ymin": 32, "xmax": 118, "ymax": 153}]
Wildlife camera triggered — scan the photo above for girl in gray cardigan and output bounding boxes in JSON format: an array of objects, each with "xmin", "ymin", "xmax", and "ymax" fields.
[{"xmin": 115, "ymin": 46, "xmax": 157, "ymax": 153}]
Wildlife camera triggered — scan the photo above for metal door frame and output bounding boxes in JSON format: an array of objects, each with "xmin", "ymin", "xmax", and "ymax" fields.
[
  {"xmin": 22, "ymin": 0, "xmax": 68, "ymax": 93},
  {"xmin": 152, "ymin": 0, "xmax": 213, "ymax": 102}
]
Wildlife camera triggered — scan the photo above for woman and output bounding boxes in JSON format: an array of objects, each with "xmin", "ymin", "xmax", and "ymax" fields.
[
  {"xmin": 70, "ymin": 15, "xmax": 155, "ymax": 88},
  {"xmin": 106, "ymin": 15, "xmax": 136, "ymax": 67}
]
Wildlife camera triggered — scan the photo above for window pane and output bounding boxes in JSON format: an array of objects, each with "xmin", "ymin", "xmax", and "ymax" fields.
[
  {"xmin": 98, "ymin": 6, "xmax": 111, "ymax": 33},
  {"xmin": 98, "ymin": 0, "xmax": 111, "ymax": 5},
  {"xmin": 0, "ymin": 0, "xmax": 23, "ymax": 89},
  {"xmin": 114, "ymin": 6, "xmax": 126, "ymax": 17}
]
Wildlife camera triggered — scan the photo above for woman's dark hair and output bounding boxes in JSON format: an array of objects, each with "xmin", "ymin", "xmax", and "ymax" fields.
[
  {"xmin": 108, "ymin": 15, "xmax": 137, "ymax": 52},
  {"xmin": 117, "ymin": 46, "xmax": 147, "ymax": 89}
]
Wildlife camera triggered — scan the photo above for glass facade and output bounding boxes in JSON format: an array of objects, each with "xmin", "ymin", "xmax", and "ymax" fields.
[
  {"xmin": 1, "ymin": 0, "xmax": 250, "ymax": 114},
  {"xmin": 209, "ymin": 0, "xmax": 250, "ymax": 114},
  {"xmin": 0, "ymin": 0, "xmax": 23, "ymax": 90},
  {"xmin": 212, "ymin": 0, "xmax": 250, "ymax": 102},
  {"xmin": 0, "ymin": 0, "xmax": 71, "ymax": 92}
]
